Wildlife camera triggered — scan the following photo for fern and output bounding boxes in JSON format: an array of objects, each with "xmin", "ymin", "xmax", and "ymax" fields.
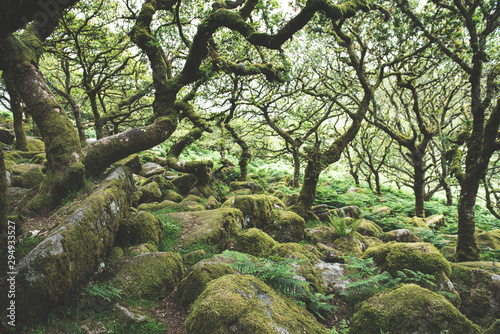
[
  {"xmin": 396, "ymin": 269, "xmax": 435, "ymax": 286},
  {"xmin": 85, "ymin": 282, "xmax": 122, "ymax": 302},
  {"xmin": 329, "ymin": 319, "xmax": 350, "ymax": 334}
]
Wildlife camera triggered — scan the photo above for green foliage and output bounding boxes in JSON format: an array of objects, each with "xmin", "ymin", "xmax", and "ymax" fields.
[
  {"xmin": 85, "ymin": 282, "xmax": 122, "ymax": 303},
  {"xmin": 222, "ymin": 250, "xmax": 337, "ymax": 319},
  {"xmin": 413, "ymin": 229, "xmax": 448, "ymax": 249},
  {"xmin": 16, "ymin": 235, "xmax": 44, "ymax": 259},
  {"xmin": 150, "ymin": 210, "xmax": 182, "ymax": 252},
  {"xmin": 338, "ymin": 256, "xmax": 437, "ymax": 302},
  {"xmin": 0, "ymin": 110, "xmax": 13, "ymax": 119},
  {"xmin": 328, "ymin": 213, "xmax": 360, "ymax": 237},
  {"xmin": 108, "ymin": 320, "xmax": 168, "ymax": 334},
  {"xmin": 329, "ymin": 319, "xmax": 350, "ymax": 334}
]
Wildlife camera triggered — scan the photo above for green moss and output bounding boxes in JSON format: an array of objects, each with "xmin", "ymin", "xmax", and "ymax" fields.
[
  {"xmin": 116, "ymin": 211, "xmax": 163, "ymax": 247},
  {"xmin": 173, "ymin": 255, "xmax": 237, "ymax": 308},
  {"xmin": 363, "ymin": 242, "xmax": 452, "ymax": 281},
  {"xmin": 174, "ymin": 207, "xmax": 244, "ymax": 250},
  {"xmin": 332, "ymin": 233, "xmax": 364, "ymax": 257},
  {"xmin": 138, "ymin": 200, "xmax": 176, "ymax": 212},
  {"xmin": 13, "ymin": 165, "xmax": 44, "ymax": 188},
  {"xmin": 350, "ymin": 284, "xmax": 481, "ymax": 334},
  {"xmin": 185, "ymin": 274, "xmax": 328, "ymax": 334},
  {"xmin": 356, "ymin": 219, "xmax": 383, "ymax": 237},
  {"xmin": 229, "ymin": 180, "xmax": 266, "ymax": 194},
  {"xmin": 171, "ymin": 201, "xmax": 206, "ymax": 212},
  {"xmin": 450, "ymin": 263, "xmax": 500, "ymax": 327},
  {"xmin": 112, "ymin": 252, "xmax": 183, "ymax": 299},
  {"xmin": 163, "ymin": 189, "xmax": 183, "ymax": 203},
  {"xmin": 223, "ymin": 194, "xmax": 274, "ymax": 229},
  {"xmin": 139, "ymin": 181, "xmax": 162, "ymax": 203},
  {"xmin": 477, "ymin": 230, "xmax": 500, "ymax": 249},
  {"xmin": 182, "ymin": 194, "xmax": 202, "ymax": 203},
  {"xmin": 26, "ymin": 138, "xmax": 45, "ymax": 152},
  {"xmin": 306, "ymin": 226, "xmax": 340, "ymax": 244},
  {"xmin": 234, "ymin": 228, "xmax": 278, "ymax": 257},
  {"xmin": 15, "ymin": 167, "xmax": 134, "ymax": 323},
  {"xmin": 266, "ymin": 210, "xmax": 306, "ymax": 243},
  {"xmin": 405, "ymin": 216, "xmax": 430, "ymax": 229}
]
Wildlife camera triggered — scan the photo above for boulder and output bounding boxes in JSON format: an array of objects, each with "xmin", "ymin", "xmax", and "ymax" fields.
[
  {"xmin": 13, "ymin": 165, "xmax": 44, "ymax": 188},
  {"xmin": 115, "ymin": 211, "xmax": 163, "ymax": 247},
  {"xmin": 311, "ymin": 204, "xmax": 330, "ymax": 222},
  {"xmin": 171, "ymin": 173, "xmax": 198, "ymax": 195},
  {"xmin": 450, "ymin": 263, "xmax": 500, "ymax": 328},
  {"xmin": 314, "ymin": 261, "xmax": 350, "ymax": 293},
  {"xmin": 185, "ymin": 274, "xmax": 328, "ymax": 334},
  {"xmin": 114, "ymin": 154, "xmax": 142, "ymax": 174},
  {"xmin": 405, "ymin": 216, "xmax": 430, "ymax": 229},
  {"xmin": 137, "ymin": 200, "xmax": 176, "ymax": 212},
  {"xmin": 356, "ymin": 219, "xmax": 383, "ymax": 237},
  {"xmin": 350, "ymin": 284, "xmax": 481, "ymax": 334},
  {"xmin": 283, "ymin": 193, "xmax": 300, "ymax": 207},
  {"xmin": 0, "ymin": 127, "xmax": 15, "ymax": 145},
  {"xmin": 223, "ymin": 195, "xmax": 284, "ymax": 229},
  {"xmin": 171, "ymin": 208, "xmax": 243, "ymax": 250},
  {"xmin": 372, "ymin": 206, "xmax": 391, "ymax": 215},
  {"xmin": 182, "ymin": 194, "xmax": 202, "ymax": 203},
  {"xmin": 144, "ymin": 174, "xmax": 175, "ymax": 193},
  {"xmin": 13, "ymin": 167, "xmax": 134, "ymax": 323},
  {"xmin": 306, "ymin": 226, "xmax": 339, "ymax": 245},
  {"xmin": 381, "ymin": 229, "xmax": 421, "ymax": 243},
  {"xmin": 141, "ymin": 162, "xmax": 166, "ymax": 177},
  {"xmin": 363, "ymin": 242, "xmax": 453, "ymax": 291},
  {"xmin": 173, "ymin": 255, "xmax": 238, "ymax": 308},
  {"xmin": 229, "ymin": 180, "xmax": 266, "ymax": 194},
  {"xmin": 171, "ymin": 200, "xmax": 205, "ymax": 212},
  {"xmin": 477, "ymin": 230, "xmax": 500, "ymax": 250},
  {"xmin": 266, "ymin": 210, "xmax": 306, "ymax": 243},
  {"xmin": 233, "ymin": 228, "xmax": 278, "ymax": 257},
  {"xmin": 204, "ymin": 196, "xmax": 219, "ymax": 210},
  {"xmin": 425, "ymin": 214, "xmax": 446, "ymax": 229},
  {"xmin": 163, "ymin": 189, "xmax": 183, "ymax": 203},
  {"xmin": 138, "ymin": 181, "xmax": 162, "ymax": 203},
  {"xmin": 112, "ymin": 252, "xmax": 183, "ymax": 298},
  {"xmin": 333, "ymin": 205, "xmax": 362, "ymax": 219}
]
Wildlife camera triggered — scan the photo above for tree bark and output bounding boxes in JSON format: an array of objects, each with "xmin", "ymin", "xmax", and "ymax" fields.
[
  {"xmin": 7, "ymin": 82, "xmax": 29, "ymax": 151},
  {"xmin": 226, "ymin": 123, "xmax": 251, "ymax": 181},
  {"xmin": 292, "ymin": 148, "xmax": 301, "ymax": 188},
  {"xmin": 412, "ymin": 151, "xmax": 426, "ymax": 217}
]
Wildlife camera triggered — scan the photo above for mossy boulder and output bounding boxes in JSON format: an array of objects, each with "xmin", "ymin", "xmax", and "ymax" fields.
[
  {"xmin": 138, "ymin": 181, "xmax": 162, "ymax": 203},
  {"xmin": 141, "ymin": 162, "xmax": 166, "ymax": 177},
  {"xmin": 233, "ymin": 228, "xmax": 278, "ymax": 257},
  {"xmin": 484, "ymin": 319, "xmax": 500, "ymax": 334},
  {"xmin": 114, "ymin": 154, "xmax": 142, "ymax": 174},
  {"xmin": 450, "ymin": 263, "xmax": 500, "ymax": 327},
  {"xmin": 144, "ymin": 174, "xmax": 175, "ymax": 193},
  {"xmin": 171, "ymin": 173, "xmax": 198, "ymax": 195},
  {"xmin": 182, "ymin": 194, "xmax": 202, "ymax": 203},
  {"xmin": 13, "ymin": 167, "xmax": 134, "ymax": 323},
  {"xmin": 13, "ymin": 165, "xmax": 44, "ymax": 188},
  {"xmin": 185, "ymin": 274, "xmax": 328, "ymax": 334},
  {"xmin": 163, "ymin": 189, "xmax": 183, "ymax": 203},
  {"xmin": 229, "ymin": 180, "xmax": 266, "ymax": 194},
  {"xmin": 315, "ymin": 243, "xmax": 344, "ymax": 263},
  {"xmin": 26, "ymin": 137, "xmax": 45, "ymax": 152},
  {"xmin": 271, "ymin": 243, "xmax": 323, "ymax": 292},
  {"xmin": 126, "ymin": 243, "xmax": 158, "ymax": 256},
  {"xmin": 332, "ymin": 233, "xmax": 364, "ymax": 257},
  {"xmin": 112, "ymin": 252, "xmax": 183, "ymax": 298},
  {"xmin": 477, "ymin": 230, "xmax": 500, "ymax": 250},
  {"xmin": 173, "ymin": 255, "xmax": 238, "ymax": 308},
  {"xmin": 405, "ymin": 216, "xmax": 430, "ymax": 229},
  {"xmin": 137, "ymin": 200, "xmax": 176, "ymax": 212},
  {"xmin": 265, "ymin": 210, "xmax": 306, "ymax": 243},
  {"xmin": 350, "ymin": 284, "xmax": 481, "ymax": 334},
  {"xmin": 171, "ymin": 208, "xmax": 244, "ymax": 250},
  {"xmin": 116, "ymin": 211, "xmax": 163, "ymax": 247},
  {"xmin": 311, "ymin": 204, "xmax": 330, "ymax": 222},
  {"xmin": 356, "ymin": 219, "xmax": 383, "ymax": 237},
  {"xmin": 363, "ymin": 242, "xmax": 452, "ymax": 291},
  {"xmin": 223, "ymin": 195, "xmax": 285, "ymax": 229},
  {"xmin": 425, "ymin": 214, "xmax": 446, "ymax": 229},
  {"xmin": 381, "ymin": 229, "xmax": 421, "ymax": 243},
  {"xmin": 306, "ymin": 226, "xmax": 339, "ymax": 245},
  {"xmin": 171, "ymin": 200, "xmax": 206, "ymax": 212},
  {"xmin": 0, "ymin": 127, "xmax": 15, "ymax": 144},
  {"xmin": 204, "ymin": 196, "xmax": 219, "ymax": 209},
  {"xmin": 283, "ymin": 192, "xmax": 300, "ymax": 207}
]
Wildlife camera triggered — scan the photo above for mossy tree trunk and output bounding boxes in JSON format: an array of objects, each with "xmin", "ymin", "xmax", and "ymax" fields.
[
  {"xmin": 4, "ymin": 77, "xmax": 28, "ymax": 151},
  {"xmin": 411, "ymin": 148, "xmax": 426, "ymax": 218},
  {"xmin": 292, "ymin": 148, "xmax": 301, "ymax": 188},
  {"xmin": 0, "ymin": 21, "xmax": 86, "ymax": 211},
  {"xmin": 225, "ymin": 123, "xmax": 251, "ymax": 181}
]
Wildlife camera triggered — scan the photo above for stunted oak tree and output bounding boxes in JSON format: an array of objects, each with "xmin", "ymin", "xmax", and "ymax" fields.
[{"xmin": 398, "ymin": 0, "xmax": 500, "ymax": 261}]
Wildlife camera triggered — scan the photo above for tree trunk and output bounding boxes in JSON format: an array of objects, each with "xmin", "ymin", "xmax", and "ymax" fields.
[
  {"xmin": 226, "ymin": 123, "xmax": 250, "ymax": 181},
  {"xmin": 1, "ymin": 35, "xmax": 85, "ymax": 212},
  {"xmin": 4, "ymin": 77, "xmax": 28, "ymax": 151},
  {"xmin": 292, "ymin": 148, "xmax": 301, "ymax": 188},
  {"xmin": 88, "ymin": 92, "xmax": 103, "ymax": 139},
  {"xmin": 293, "ymin": 156, "xmax": 321, "ymax": 219},
  {"xmin": 456, "ymin": 179, "xmax": 481, "ymax": 261},
  {"xmin": 373, "ymin": 169, "xmax": 382, "ymax": 195},
  {"xmin": 412, "ymin": 154, "xmax": 426, "ymax": 218}
]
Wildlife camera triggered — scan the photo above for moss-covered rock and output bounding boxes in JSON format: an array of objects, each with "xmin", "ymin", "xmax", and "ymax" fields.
[
  {"xmin": 405, "ymin": 216, "xmax": 430, "ymax": 229},
  {"xmin": 332, "ymin": 205, "xmax": 362, "ymax": 219},
  {"xmin": 171, "ymin": 208, "xmax": 243, "ymax": 250},
  {"xmin": 126, "ymin": 243, "xmax": 158, "ymax": 257},
  {"xmin": 185, "ymin": 274, "xmax": 328, "ymax": 334},
  {"xmin": 265, "ymin": 210, "xmax": 306, "ymax": 243},
  {"xmin": 332, "ymin": 233, "xmax": 364, "ymax": 257},
  {"xmin": 283, "ymin": 192, "xmax": 300, "ymax": 207},
  {"xmin": 233, "ymin": 228, "xmax": 278, "ymax": 257},
  {"xmin": 26, "ymin": 137, "xmax": 45, "ymax": 152},
  {"xmin": 271, "ymin": 243, "xmax": 323, "ymax": 292},
  {"xmin": 144, "ymin": 174, "xmax": 174, "ymax": 193},
  {"xmin": 477, "ymin": 230, "xmax": 500, "ymax": 250},
  {"xmin": 114, "ymin": 154, "xmax": 142, "ymax": 174},
  {"xmin": 363, "ymin": 242, "xmax": 453, "ymax": 291},
  {"xmin": 171, "ymin": 173, "xmax": 198, "ymax": 195},
  {"xmin": 450, "ymin": 263, "xmax": 500, "ymax": 327},
  {"xmin": 381, "ymin": 229, "xmax": 421, "ymax": 243},
  {"xmin": 425, "ymin": 214, "xmax": 446, "ymax": 229},
  {"xmin": 173, "ymin": 255, "xmax": 238, "ymax": 308},
  {"xmin": 306, "ymin": 226, "xmax": 339, "ymax": 245},
  {"xmin": 116, "ymin": 211, "xmax": 163, "ymax": 247},
  {"xmin": 141, "ymin": 162, "xmax": 166, "ymax": 177},
  {"xmin": 112, "ymin": 252, "xmax": 183, "ymax": 298},
  {"xmin": 137, "ymin": 200, "xmax": 176, "ymax": 212},
  {"xmin": 171, "ymin": 200, "xmax": 206, "ymax": 212},
  {"xmin": 182, "ymin": 194, "xmax": 202, "ymax": 203},
  {"xmin": 14, "ymin": 167, "xmax": 134, "ymax": 323},
  {"xmin": 229, "ymin": 180, "xmax": 266, "ymax": 194},
  {"xmin": 13, "ymin": 165, "xmax": 44, "ymax": 188},
  {"xmin": 315, "ymin": 243, "xmax": 344, "ymax": 263},
  {"xmin": 204, "ymin": 196, "xmax": 219, "ymax": 210},
  {"xmin": 223, "ymin": 195, "xmax": 286, "ymax": 229},
  {"xmin": 138, "ymin": 181, "xmax": 162, "ymax": 203},
  {"xmin": 163, "ymin": 189, "xmax": 183, "ymax": 203},
  {"xmin": 484, "ymin": 319, "xmax": 500, "ymax": 334},
  {"xmin": 372, "ymin": 206, "xmax": 391, "ymax": 215},
  {"xmin": 356, "ymin": 219, "xmax": 382, "ymax": 237},
  {"xmin": 0, "ymin": 127, "xmax": 15, "ymax": 144},
  {"xmin": 311, "ymin": 204, "xmax": 331, "ymax": 222},
  {"xmin": 350, "ymin": 284, "xmax": 481, "ymax": 334}
]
